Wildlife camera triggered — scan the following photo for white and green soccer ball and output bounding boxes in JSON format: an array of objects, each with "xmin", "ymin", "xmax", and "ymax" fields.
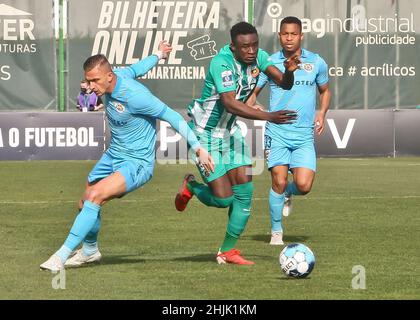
[{"xmin": 279, "ymin": 243, "xmax": 315, "ymax": 278}]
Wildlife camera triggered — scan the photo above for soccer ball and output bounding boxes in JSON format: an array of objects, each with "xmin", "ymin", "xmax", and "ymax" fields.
[{"xmin": 279, "ymin": 243, "xmax": 315, "ymax": 278}]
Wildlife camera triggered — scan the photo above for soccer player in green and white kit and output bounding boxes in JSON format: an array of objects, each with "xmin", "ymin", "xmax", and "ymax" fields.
[{"xmin": 175, "ymin": 22, "xmax": 300, "ymax": 265}]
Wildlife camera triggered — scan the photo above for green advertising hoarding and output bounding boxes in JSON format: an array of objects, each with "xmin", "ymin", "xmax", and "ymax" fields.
[
  {"xmin": 254, "ymin": 0, "xmax": 420, "ymax": 109},
  {"xmin": 0, "ymin": 0, "xmax": 56, "ymax": 110},
  {"xmin": 1, "ymin": 1, "xmax": 419, "ymax": 111},
  {"xmin": 67, "ymin": 0, "xmax": 244, "ymax": 111}
]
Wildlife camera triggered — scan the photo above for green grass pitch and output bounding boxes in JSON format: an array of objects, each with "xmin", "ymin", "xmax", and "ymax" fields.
[{"xmin": 0, "ymin": 158, "xmax": 419, "ymax": 299}]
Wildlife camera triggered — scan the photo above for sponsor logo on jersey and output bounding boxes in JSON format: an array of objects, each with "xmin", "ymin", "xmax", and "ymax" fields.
[{"xmin": 221, "ymin": 70, "xmax": 234, "ymax": 87}]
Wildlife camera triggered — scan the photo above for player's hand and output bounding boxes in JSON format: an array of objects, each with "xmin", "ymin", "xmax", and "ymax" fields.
[
  {"xmin": 158, "ymin": 40, "xmax": 172, "ymax": 59},
  {"xmin": 269, "ymin": 110, "xmax": 297, "ymax": 124},
  {"xmin": 314, "ymin": 112, "xmax": 326, "ymax": 135},
  {"xmin": 284, "ymin": 53, "xmax": 301, "ymax": 72},
  {"xmin": 195, "ymin": 147, "xmax": 215, "ymax": 175}
]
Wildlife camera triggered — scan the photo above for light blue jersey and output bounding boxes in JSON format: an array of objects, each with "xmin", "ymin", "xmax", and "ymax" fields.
[
  {"xmin": 103, "ymin": 55, "xmax": 166, "ymax": 164},
  {"xmin": 258, "ymin": 49, "xmax": 328, "ymax": 172},
  {"xmin": 257, "ymin": 48, "xmax": 328, "ymax": 137},
  {"xmin": 89, "ymin": 55, "xmax": 200, "ymax": 192},
  {"xmin": 54, "ymin": 55, "xmax": 203, "ymax": 264}
]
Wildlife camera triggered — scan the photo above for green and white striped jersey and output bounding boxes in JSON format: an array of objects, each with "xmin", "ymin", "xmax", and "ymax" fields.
[{"xmin": 187, "ymin": 44, "xmax": 273, "ymax": 138}]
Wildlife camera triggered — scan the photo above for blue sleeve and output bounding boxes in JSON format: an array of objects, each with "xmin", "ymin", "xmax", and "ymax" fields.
[
  {"xmin": 158, "ymin": 107, "xmax": 201, "ymax": 152},
  {"xmin": 129, "ymin": 87, "xmax": 167, "ymax": 118},
  {"xmin": 116, "ymin": 55, "xmax": 159, "ymax": 79},
  {"xmin": 257, "ymin": 70, "xmax": 268, "ymax": 88},
  {"xmin": 316, "ymin": 56, "xmax": 329, "ymax": 86}
]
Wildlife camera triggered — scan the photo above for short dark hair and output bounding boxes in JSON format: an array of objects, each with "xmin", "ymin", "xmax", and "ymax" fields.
[
  {"xmin": 280, "ymin": 16, "xmax": 302, "ymax": 31},
  {"xmin": 230, "ymin": 21, "xmax": 258, "ymax": 43},
  {"xmin": 83, "ymin": 54, "xmax": 111, "ymax": 72}
]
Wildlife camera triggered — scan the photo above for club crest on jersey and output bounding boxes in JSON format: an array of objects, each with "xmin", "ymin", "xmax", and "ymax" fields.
[
  {"xmin": 302, "ymin": 63, "xmax": 314, "ymax": 73},
  {"xmin": 251, "ymin": 67, "xmax": 260, "ymax": 78},
  {"xmin": 114, "ymin": 103, "xmax": 125, "ymax": 113},
  {"xmin": 221, "ymin": 70, "xmax": 234, "ymax": 87}
]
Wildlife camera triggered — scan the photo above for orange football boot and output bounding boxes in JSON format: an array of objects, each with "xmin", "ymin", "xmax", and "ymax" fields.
[
  {"xmin": 175, "ymin": 174, "xmax": 195, "ymax": 212},
  {"xmin": 216, "ymin": 249, "xmax": 255, "ymax": 265}
]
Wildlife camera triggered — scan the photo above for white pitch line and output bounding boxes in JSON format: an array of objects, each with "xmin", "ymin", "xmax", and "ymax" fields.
[{"xmin": 1, "ymin": 195, "xmax": 420, "ymax": 205}]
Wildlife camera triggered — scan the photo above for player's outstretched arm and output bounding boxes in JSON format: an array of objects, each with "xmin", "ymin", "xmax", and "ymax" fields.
[
  {"xmin": 221, "ymin": 91, "xmax": 297, "ymax": 124},
  {"xmin": 265, "ymin": 54, "xmax": 301, "ymax": 90},
  {"xmin": 129, "ymin": 89, "xmax": 213, "ymax": 174},
  {"xmin": 124, "ymin": 41, "xmax": 173, "ymax": 78},
  {"xmin": 158, "ymin": 107, "xmax": 215, "ymax": 173}
]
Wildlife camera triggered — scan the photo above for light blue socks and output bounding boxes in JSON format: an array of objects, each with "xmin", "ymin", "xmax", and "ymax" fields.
[
  {"xmin": 55, "ymin": 245, "xmax": 73, "ymax": 263},
  {"xmin": 55, "ymin": 201, "xmax": 101, "ymax": 263},
  {"xmin": 269, "ymin": 188, "xmax": 285, "ymax": 233},
  {"xmin": 82, "ymin": 213, "xmax": 101, "ymax": 256}
]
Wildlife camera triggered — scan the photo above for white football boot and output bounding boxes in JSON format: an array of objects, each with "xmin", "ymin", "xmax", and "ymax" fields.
[
  {"xmin": 40, "ymin": 254, "xmax": 64, "ymax": 272},
  {"xmin": 216, "ymin": 249, "xmax": 226, "ymax": 265},
  {"xmin": 64, "ymin": 249, "xmax": 102, "ymax": 268},
  {"xmin": 282, "ymin": 195, "xmax": 293, "ymax": 217},
  {"xmin": 269, "ymin": 231, "xmax": 284, "ymax": 245}
]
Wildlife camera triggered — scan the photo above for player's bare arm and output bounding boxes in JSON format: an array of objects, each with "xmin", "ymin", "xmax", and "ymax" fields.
[
  {"xmin": 220, "ymin": 91, "xmax": 296, "ymax": 124},
  {"xmin": 314, "ymin": 83, "xmax": 331, "ymax": 135}
]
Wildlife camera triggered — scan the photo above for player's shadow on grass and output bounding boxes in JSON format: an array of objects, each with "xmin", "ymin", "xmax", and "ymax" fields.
[
  {"xmin": 278, "ymin": 276, "xmax": 312, "ymax": 281},
  {"xmin": 247, "ymin": 234, "xmax": 310, "ymax": 243},
  {"xmin": 173, "ymin": 254, "xmax": 216, "ymax": 263},
  {"xmin": 101, "ymin": 254, "xmax": 147, "ymax": 266},
  {"xmin": 173, "ymin": 253, "xmax": 274, "ymax": 263},
  {"xmin": 102, "ymin": 254, "xmax": 217, "ymax": 264}
]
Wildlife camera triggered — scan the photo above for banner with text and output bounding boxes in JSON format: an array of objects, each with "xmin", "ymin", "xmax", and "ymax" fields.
[
  {"xmin": 254, "ymin": 0, "xmax": 420, "ymax": 109},
  {"xmin": 155, "ymin": 110, "xmax": 420, "ymax": 163},
  {"xmin": 0, "ymin": 0, "xmax": 56, "ymax": 110},
  {"xmin": 1, "ymin": 110, "xmax": 419, "ymax": 161},
  {"xmin": 0, "ymin": 112, "xmax": 105, "ymax": 160},
  {"xmin": 67, "ymin": 0, "xmax": 243, "ymax": 111}
]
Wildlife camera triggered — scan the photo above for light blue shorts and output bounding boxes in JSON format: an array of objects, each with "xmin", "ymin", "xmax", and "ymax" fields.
[
  {"xmin": 88, "ymin": 152, "xmax": 154, "ymax": 193},
  {"xmin": 264, "ymin": 130, "xmax": 316, "ymax": 172}
]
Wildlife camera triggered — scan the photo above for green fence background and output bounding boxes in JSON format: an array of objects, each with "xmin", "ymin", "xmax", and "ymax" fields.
[{"xmin": 0, "ymin": 0, "xmax": 419, "ymax": 111}]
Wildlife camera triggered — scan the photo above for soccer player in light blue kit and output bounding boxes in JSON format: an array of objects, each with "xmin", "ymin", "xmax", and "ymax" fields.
[
  {"xmin": 248, "ymin": 17, "xmax": 331, "ymax": 245},
  {"xmin": 40, "ymin": 41, "xmax": 214, "ymax": 271}
]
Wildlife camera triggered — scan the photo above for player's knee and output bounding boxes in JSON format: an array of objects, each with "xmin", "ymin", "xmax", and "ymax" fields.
[
  {"xmin": 84, "ymin": 188, "xmax": 104, "ymax": 205},
  {"xmin": 272, "ymin": 177, "xmax": 287, "ymax": 194},
  {"xmin": 296, "ymin": 181, "xmax": 312, "ymax": 195}
]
